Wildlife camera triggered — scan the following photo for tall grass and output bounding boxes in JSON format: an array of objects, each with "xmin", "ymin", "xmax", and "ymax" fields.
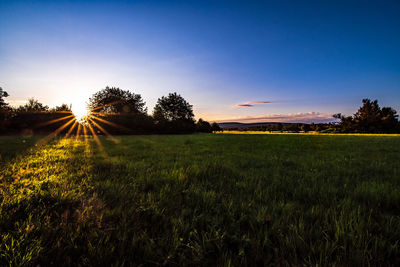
[{"xmin": 1, "ymin": 134, "xmax": 400, "ymax": 265}]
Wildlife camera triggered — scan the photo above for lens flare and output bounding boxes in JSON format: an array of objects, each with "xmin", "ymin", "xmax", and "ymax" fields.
[
  {"xmin": 71, "ymin": 102, "xmax": 89, "ymax": 122},
  {"xmin": 33, "ymin": 101, "xmax": 124, "ymax": 155}
]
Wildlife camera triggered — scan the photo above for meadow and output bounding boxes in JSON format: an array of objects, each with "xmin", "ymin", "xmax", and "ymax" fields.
[{"xmin": 1, "ymin": 134, "xmax": 400, "ymax": 266}]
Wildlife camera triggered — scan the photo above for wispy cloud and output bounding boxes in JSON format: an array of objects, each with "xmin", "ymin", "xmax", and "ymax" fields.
[
  {"xmin": 234, "ymin": 101, "xmax": 273, "ymax": 108},
  {"xmin": 247, "ymin": 101, "xmax": 272, "ymax": 104},
  {"xmin": 218, "ymin": 112, "xmax": 335, "ymax": 123}
]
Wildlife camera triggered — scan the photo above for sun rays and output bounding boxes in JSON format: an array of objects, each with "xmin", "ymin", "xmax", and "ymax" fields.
[
  {"xmin": 33, "ymin": 103, "xmax": 126, "ymax": 155},
  {"xmin": 71, "ymin": 102, "xmax": 89, "ymax": 123}
]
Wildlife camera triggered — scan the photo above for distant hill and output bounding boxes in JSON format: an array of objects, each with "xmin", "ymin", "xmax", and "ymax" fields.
[{"xmin": 217, "ymin": 122, "xmax": 296, "ymax": 129}]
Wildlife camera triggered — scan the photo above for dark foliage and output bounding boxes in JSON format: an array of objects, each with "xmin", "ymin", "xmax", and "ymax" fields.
[
  {"xmin": 196, "ymin": 120, "xmax": 222, "ymax": 133},
  {"xmin": 16, "ymin": 98, "xmax": 49, "ymax": 113},
  {"xmin": 196, "ymin": 119, "xmax": 213, "ymax": 133},
  {"xmin": 8, "ymin": 99, "xmax": 73, "ymax": 135},
  {"xmin": 300, "ymin": 124, "xmax": 311, "ymax": 132},
  {"xmin": 1, "ymin": 88, "xmax": 215, "ymax": 135},
  {"xmin": 86, "ymin": 86, "xmax": 153, "ymax": 134},
  {"xmin": 0, "ymin": 87, "xmax": 11, "ymax": 131},
  {"xmin": 153, "ymin": 92, "xmax": 195, "ymax": 133},
  {"xmin": 90, "ymin": 113, "xmax": 154, "ymax": 135},
  {"xmin": 222, "ymin": 99, "xmax": 399, "ymax": 134},
  {"xmin": 88, "ymin": 86, "xmax": 147, "ymax": 114},
  {"xmin": 52, "ymin": 104, "xmax": 72, "ymax": 112},
  {"xmin": 211, "ymin": 122, "xmax": 221, "ymax": 132},
  {"xmin": 3, "ymin": 88, "xmax": 397, "ymax": 135},
  {"xmin": 334, "ymin": 99, "xmax": 399, "ymax": 133},
  {"xmin": 0, "ymin": 95, "xmax": 74, "ymax": 135},
  {"xmin": 0, "ymin": 87, "xmax": 9, "ymax": 109}
]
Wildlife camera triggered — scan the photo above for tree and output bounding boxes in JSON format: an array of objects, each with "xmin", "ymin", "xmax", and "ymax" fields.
[
  {"xmin": 153, "ymin": 92, "xmax": 195, "ymax": 133},
  {"xmin": 87, "ymin": 87, "xmax": 152, "ymax": 134},
  {"xmin": 196, "ymin": 118, "xmax": 212, "ymax": 133},
  {"xmin": 334, "ymin": 99, "xmax": 399, "ymax": 133},
  {"xmin": 88, "ymin": 86, "xmax": 147, "ymax": 114},
  {"xmin": 275, "ymin": 123, "xmax": 283, "ymax": 132},
  {"xmin": 7, "ymin": 98, "xmax": 50, "ymax": 134},
  {"xmin": 211, "ymin": 122, "xmax": 221, "ymax": 132},
  {"xmin": 17, "ymin": 98, "xmax": 49, "ymax": 112},
  {"xmin": 300, "ymin": 124, "xmax": 311, "ymax": 132},
  {"xmin": 283, "ymin": 124, "xmax": 300, "ymax": 132},
  {"xmin": 333, "ymin": 113, "xmax": 355, "ymax": 132},
  {"xmin": 0, "ymin": 87, "xmax": 9, "ymax": 109},
  {"xmin": 380, "ymin": 107, "xmax": 398, "ymax": 133},
  {"xmin": 0, "ymin": 87, "xmax": 11, "ymax": 131},
  {"xmin": 52, "ymin": 104, "xmax": 72, "ymax": 112},
  {"xmin": 353, "ymin": 99, "xmax": 381, "ymax": 132},
  {"xmin": 153, "ymin": 92, "xmax": 194, "ymax": 122}
]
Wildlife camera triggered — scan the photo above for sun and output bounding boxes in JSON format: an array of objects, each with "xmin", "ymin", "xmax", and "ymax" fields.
[{"xmin": 71, "ymin": 102, "xmax": 89, "ymax": 123}]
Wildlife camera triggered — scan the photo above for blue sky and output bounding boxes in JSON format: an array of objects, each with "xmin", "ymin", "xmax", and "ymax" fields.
[{"xmin": 1, "ymin": 0, "xmax": 399, "ymax": 122}]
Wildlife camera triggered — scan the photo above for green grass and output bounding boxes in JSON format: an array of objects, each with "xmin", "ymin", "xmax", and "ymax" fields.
[{"xmin": 1, "ymin": 134, "xmax": 400, "ymax": 265}]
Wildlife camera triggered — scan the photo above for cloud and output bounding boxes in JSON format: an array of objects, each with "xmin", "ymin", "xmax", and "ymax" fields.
[
  {"xmin": 237, "ymin": 104, "xmax": 254, "ymax": 107},
  {"xmin": 247, "ymin": 101, "xmax": 272, "ymax": 104},
  {"xmin": 234, "ymin": 101, "xmax": 273, "ymax": 108},
  {"xmin": 218, "ymin": 112, "xmax": 335, "ymax": 123}
]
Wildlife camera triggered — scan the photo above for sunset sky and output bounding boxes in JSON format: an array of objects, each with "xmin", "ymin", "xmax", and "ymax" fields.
[{"xmin": 1, "ymin": 0, "xmax": 399, "ymax": 123}]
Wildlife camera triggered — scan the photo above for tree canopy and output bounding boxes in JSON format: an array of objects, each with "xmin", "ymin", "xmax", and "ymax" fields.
[
  {"xmin": 0, "ymin": 87, "xmax": 9, "ymax": 109},
  {"xmin": 153, "ymin": 92, "xmax": 194, "ymax": 122},
  {"xmin": 153, "ymin": 92, "xmax": 195, "ymax": 133},
  {"xmin": 196, "ymin": 118, "xmax": 212, "ymax": 133},
  {"xmin": 88, "ymin": 86, "xmax": 147, "ymax": 114},
  {"xmin": 52, "ymin": 104, "xmax": 72, "ymax": 112},
  {"xmin": 334, "ymin": 98, "xmax": 399, "ymax": 133},
  {"xmin": 17, "ymin": 98, "xmax": 49, "ymax": 112},
  {"xmin": 1, "ymin": 87, "xmax": 398, "ymax": 135}
]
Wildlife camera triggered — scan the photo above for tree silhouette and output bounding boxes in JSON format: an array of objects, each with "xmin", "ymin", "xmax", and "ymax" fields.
[
  {"xmin": 211, "ymin": 122, "xmax": 221, "ymax": 132},
  {"xmin": 153, "ymin": 92, "xmax": 195, "ymax": 133},
  {"xmin": 88, "ymin": 87, "xmax": 152, "ymax": 134},
  {"xmin": 0, "ymin": 87, "xmax": 9, "ymax": 109},
  {"xmin": 353, "ymin": 99, "xmax": 381, "ymax": 132},
  {"xmin": 88, "ymin": 86, "xmax": 146, "ymax": 114},
  {"xmin": 196, "ymin": 118, "xmax": 212, "ymax": 133},
  {"xmin": 17, "ymin": 98, "xmax": 49, "ymax": 112},
  {"xmin": 0, "ymin": 87, "xmax": 11, "ymax": 131},
  {"xmin": 52, "ymin": 104, "xmax": 72, "ymax": 112},
  {"xmin": 380, "ymin": 107, "xmax": 399, "ymax": 132},
  {"xmin": 153, "ymin": 92, "xmax": 194, "ymax": 122},
  {"xmin": 300, "ymin": 124, "xmax": 311, "ymax": 132},
  {"xmin": 334, "ymin": 99, "xmax": 399, "ymax": 133}
]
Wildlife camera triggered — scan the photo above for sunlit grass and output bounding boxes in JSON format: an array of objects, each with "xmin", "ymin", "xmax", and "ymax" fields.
[
  {"xmin": 219, "ymin": 130, "xmax": 400, "ymax": 136},
  {"xmin": 1, "ymin": 134, "xmax": 400, "ymax": 265}
]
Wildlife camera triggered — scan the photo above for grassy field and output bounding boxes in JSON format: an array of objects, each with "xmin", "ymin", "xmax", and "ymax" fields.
[
  {"xmin": 218, "ymin": 130, "xmax": 400, "ymax": 136},
  {"xmin": 1, "ymin": 134, "xmax": 400, "ymax": 266}
]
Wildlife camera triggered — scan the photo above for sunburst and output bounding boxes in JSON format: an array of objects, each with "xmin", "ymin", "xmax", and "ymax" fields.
[
  {"xmin": 71, "ymin": 102, "xmax": 89, "ymax": 123},
  {"xmin": 33, "ymin": 101, "xmax": 126, "ymax": 154}
]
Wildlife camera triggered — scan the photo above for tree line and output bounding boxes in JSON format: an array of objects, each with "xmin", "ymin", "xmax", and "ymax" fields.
[
  {"xmin": 224, "ymin": 99, "xmax": 399, "ymax": 133},
  {"xmin": 1, "ymin": 86, "xmax": 398, "ymax": 135},
  {"xmin": 0, "ymin": 86, "xmax": 221, "ymax": 135}
]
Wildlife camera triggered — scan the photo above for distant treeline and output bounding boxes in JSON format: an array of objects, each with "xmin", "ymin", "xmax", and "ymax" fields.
[
  {"xmin": 0, "ymin": 86, "xmax": 221, "ymax": 135},
  {"xmin": 222, "ymin": 99, "xmax": 400, "ymax": 134},
  {"xmin": 1, "ymin": 86, "xmax": 399, "ymax": 135}
]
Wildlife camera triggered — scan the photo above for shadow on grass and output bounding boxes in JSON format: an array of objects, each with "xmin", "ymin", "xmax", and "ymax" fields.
[{"xmin": 0, "ymin": 135, "xmax": 42, "ymax": 165}]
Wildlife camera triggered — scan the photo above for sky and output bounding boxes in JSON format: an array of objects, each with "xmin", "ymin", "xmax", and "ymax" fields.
[{"xmin": 0, "ymin": 0, "xmax": 399, "ymax": 123}]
